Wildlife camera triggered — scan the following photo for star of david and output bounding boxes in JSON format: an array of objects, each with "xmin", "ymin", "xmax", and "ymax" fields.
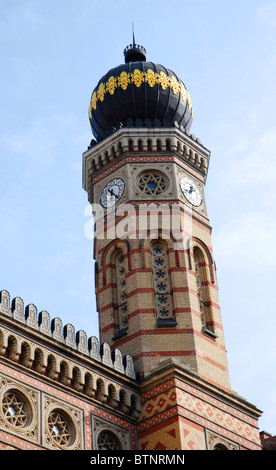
[
  {"xmin": 98, "ymin": 432, "xmax": 119, "ymax": 450},
  {"xmin": 3, "ymin": 392, "xmax": 27, "ymax": 427},
  {"xmin": 48, "ymin": 411, "xmax": 71, "ymax": 446},
  {"xmin": 138, "ymin": 173, "xmax": 167, "ymax": 196}
]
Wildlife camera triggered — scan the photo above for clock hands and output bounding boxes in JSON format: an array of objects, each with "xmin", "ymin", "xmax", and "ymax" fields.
[
  {"xmin": 101, "ymin": 178, "xmax": 125, "ymax": 208},
  {"xmin": 183, "ymin": 185, "xmax": 195, "ymax": 194},
  {"xmin": 180, "ymin": 177, "xmax": 202, "ymax": 207},
  {"xmin": 187, "ymin": 185, "xmax": 194, "ymax": 194},
  {"xmin": 107, "ymin": 187, "xmax": 119, "ymax": 200}
]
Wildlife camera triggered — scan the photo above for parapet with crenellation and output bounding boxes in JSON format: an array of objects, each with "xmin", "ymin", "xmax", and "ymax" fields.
[{"xmin": 0, "ymin": 289, "xmax": 136, "ymax": 380}]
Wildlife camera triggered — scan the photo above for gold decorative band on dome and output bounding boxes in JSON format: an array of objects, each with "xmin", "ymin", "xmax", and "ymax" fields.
[{"xmin": 89, "ymin": 68, "xmax": 192, "ymax": 120}]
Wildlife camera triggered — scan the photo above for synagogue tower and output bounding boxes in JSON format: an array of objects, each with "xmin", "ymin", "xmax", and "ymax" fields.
[
  {"xmin": 0, "ymin": 38, "xmax": 263, "ymax": 452},
  {"xmin": 82, "ymin": 39, "xmax": 262, "ymax": 449}
]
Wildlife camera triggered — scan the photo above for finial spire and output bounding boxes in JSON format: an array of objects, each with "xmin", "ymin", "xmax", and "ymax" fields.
[
  {"xmin": 123, "ymin": 24, "xmax": 146, "ymax": 63},
  {"xmin": 132, "ymin": 21, "xmax": 135, "ymax": 46}
]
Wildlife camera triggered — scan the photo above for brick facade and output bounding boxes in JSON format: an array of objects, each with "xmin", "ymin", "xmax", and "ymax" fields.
[{"xmin": 88, "ymin": 131, "xmax": 231, "ymax": 391}]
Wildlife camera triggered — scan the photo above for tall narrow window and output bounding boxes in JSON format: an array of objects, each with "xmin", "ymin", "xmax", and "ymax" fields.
[
  {"xmin": 113, "ymin": 250, "xmax": 128, "ymax": 337},
  {"xmin": 193, "ymin": 247, "xmax": 216, "ymax": 338},
  {"xmin": 151, "ymin": 241, "xmax": 176, "ymax": 327}
]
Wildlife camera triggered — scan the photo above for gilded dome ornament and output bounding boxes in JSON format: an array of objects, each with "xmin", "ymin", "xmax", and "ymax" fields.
[
  {"xmin": 97, "ymin": 82, "xmax": 106, "ymax": 102},
  {"xmin": 180, "ymin": 83, "xmax": 188, "ymax": 103},
  {"xmin": 88, "ymin": 103, "xmax": 92, "ymax": 120},
  {"xmin": 131, "ymin": 69, "xmax": 144, "ymax": 87},
  {"xmin": 158, "ymin": 71, "xmax": 170, "ymax": 91},
  {"xmin": 144, "ymin": 69, "xmax": 157, "ymax": 88},
  {"xmin": 91, "ymin": 91, "xmax": 97, "ymax": 109},
  {"xmin": 106, "ymin": 76, "xmax": 117, "ymax": 95},
  {"xmin": 89, "ymin": 91, "xmax": 97, "ymax": 119},
  {"xmin": 169, "ymin": 75, "xmax": 181, "ymax": 95},
  {"xmin": 118, "ymin": 71, "xmax": 130, "ymax": 91}
]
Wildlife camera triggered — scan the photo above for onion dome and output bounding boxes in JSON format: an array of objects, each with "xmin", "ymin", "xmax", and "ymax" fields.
[{"xmin": 89, "ymin": 40, "xmax": 193, "ymax": 143}]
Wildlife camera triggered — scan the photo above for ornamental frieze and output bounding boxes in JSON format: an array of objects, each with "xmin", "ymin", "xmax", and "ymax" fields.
[{"xmin": 89, "ymin": 68, "xmax": 192, "ymax": 120}]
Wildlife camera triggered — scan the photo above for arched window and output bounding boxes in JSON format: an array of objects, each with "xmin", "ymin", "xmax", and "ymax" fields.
[
  {"xmin": 112, "ymin": 250, "xmax": 128, "ymax": 337},
  {"xmin": 213, "ymin": 443, "xmax": 229, "ymax": 450},
  {"xmin": 206, "ymin": 429, "xmax": 239, "ymax": 450},
  {"xmin": 193, "ymin": 247, "xmax": 216, "ymax": 338},
  {"xmin": 151, "ymin": 240, "xmax": 176, "ymax": 327}
]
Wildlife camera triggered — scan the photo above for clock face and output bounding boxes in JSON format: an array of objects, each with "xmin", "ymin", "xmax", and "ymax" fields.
[
  {"xmin": 100, "ymin": 178, "xmax": 125, "ymax": 208},
  {"xmin": 179, "ymin": 176, "xmax": 202, "ymax": 207}
]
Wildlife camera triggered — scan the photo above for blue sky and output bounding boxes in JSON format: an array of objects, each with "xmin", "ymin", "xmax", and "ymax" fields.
[{"xmin": 1, "ymin": 0, "xmax": 276, "ymax": 435}]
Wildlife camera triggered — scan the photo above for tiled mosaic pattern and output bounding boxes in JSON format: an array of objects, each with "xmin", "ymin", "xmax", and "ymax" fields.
[{"xmin": 138, "ymin": 377, "xmax": 261, "ymax": 450}]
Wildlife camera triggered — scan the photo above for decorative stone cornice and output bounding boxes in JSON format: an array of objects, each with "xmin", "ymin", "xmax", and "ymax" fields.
[
  {"xmin": 82, "ymin": 127, "xmax": 210, "ymax": 203},
  {"xmin": 0, "ymin": 289, "xmax": 136, "ymax": 380},
  {"xmin": 0, "ymin": 289, "xmax": 141, "ymax": 421}
]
